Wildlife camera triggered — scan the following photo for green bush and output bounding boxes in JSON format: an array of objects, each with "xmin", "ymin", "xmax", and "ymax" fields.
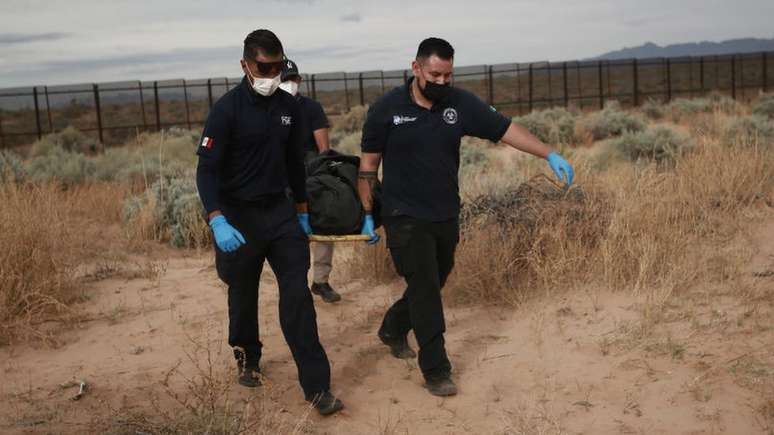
[
  {"xmin": 30, "ymin": 126, "xmax": 99, "ymax": 157},
  {"xmin": 513, "ymin": 107, "xmax": 577, "ymax": 145},
  {"xmin": 640, "ymin": 99, "xmax": 666, "ymax": 120},
  {"xmin": 610, "ymin": 125, "xmax": 694, "ymax": 163},
  {"xmin": 0, "ymin": 150, "xmax": 26, "ymax": 183},
  {"xmin": 27, "ymin": 146, "xmax": 96, "ymax": 184},
  {"xmin": 724, "ymin": 115, "xmax": 774, "ymax": 147},
  {"xmin": 123, "ymin": 175, "xmax": 209, "ymax": 248},
  {"xmin": 93, "ymin": 128, "xmax": 197, "ymax": 183},
  {"xmin": 752, "ymin": 94, "xmax": 774, "ymax": 119},
  {"xmin": 668, "ymin": 94, "xmax": 742, "ymax": 122},
  {"xmin": 578, "ymin": 101, "xmax": 646, "ymax": 140}
]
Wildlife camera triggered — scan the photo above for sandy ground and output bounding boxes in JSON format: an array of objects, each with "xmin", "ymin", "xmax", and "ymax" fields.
[{"xmin": 1, "ymin": 220, "xmax": 773, "ymax": 434}]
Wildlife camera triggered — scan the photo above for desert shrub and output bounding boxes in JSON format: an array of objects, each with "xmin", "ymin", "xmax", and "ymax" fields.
[
  {"xmin": 577, "ymin": 101, "xmax": 646, "ymax": 140},
  {"xmin": 668, "ymin": 94, "xmax": 742, "ymax": 122},
  {"xmin": 123, "ymin": 175, "xmax": 210, "ymax": 249},
  {"xmin": 611, "ymin": 125, "xmax": 694, "ymax": 163},
  {"xmin": 27, "ymin": 145, "xmax": 97, "ymax": 184},
  {"xmin": 0, "ymin": 149, "xmax": 26, "ymax": 183},
  {"xmin": 93, "ymin": 128, "xmax": 197, "ymax": 184},
  {"xmin": 30, "ymin": 126, "xmax": 99, "ymax": 156},
  {"xmin": 723, "ymin": 115, "xmax": 774, "ymax": 147},
  {"xmin": 640, "ymin": 98, "xmax": 666, "ymax": 120},
  {"xmin": 330, "ymin": 130, "xmax": 362, "ymax": 156},
  {"xmin": 449, "ymin": 175, "xmax": 609, "ymax": 305},
  {"xmin": 513, "ymin": 107, "xmax": 577, "ymax": 145},
  {"xmin": 752, "ymin": 93, "xmax": 774, "ymax": 119},
  {"xmin": 331, "ymin": 105, "xmax": 368, "ymax": 133}
]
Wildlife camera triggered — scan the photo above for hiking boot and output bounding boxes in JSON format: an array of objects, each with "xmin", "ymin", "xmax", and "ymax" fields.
[
  {"xmin": 235, "ymin": 348, "xmax": 261, "ymax": 388},
  {"xmin": 425, "ymin": 376, "xmax": 457, "ymax": 397},
  {"xmin": 311, "ymin": 282, "xmax": 342, "ymax": 303},
  {"xmin": 306, "ymin": 391, "xmax": 344, "ymax": 416},
  {"xmin": 238, "ymin": 367, "xmax": 262, "ymax": 387},
  {"xmin": 378, "ymin": 332, "xmax": 417, "ymax": 359}
]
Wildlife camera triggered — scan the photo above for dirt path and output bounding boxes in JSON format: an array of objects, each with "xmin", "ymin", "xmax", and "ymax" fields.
[{"xmin": 2, "ymin": 222, "xmax": 773, "ymax": 434}]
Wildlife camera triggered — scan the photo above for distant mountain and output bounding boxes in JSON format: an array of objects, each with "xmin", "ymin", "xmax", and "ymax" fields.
[{"xmin": 593, "ymin": 38, "xmax": 774, "ymax": 60}]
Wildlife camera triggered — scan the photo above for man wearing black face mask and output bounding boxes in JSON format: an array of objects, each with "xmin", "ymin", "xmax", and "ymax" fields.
[{"xmin": 357, "ymin": 37, "xmax": 574, "ymax": 397}]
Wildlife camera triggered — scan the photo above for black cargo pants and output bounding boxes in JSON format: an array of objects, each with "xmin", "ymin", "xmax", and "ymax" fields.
[
  {"xmin": 379, "ymin": 215, "xmax": 459, "ymax": 381},
  {"xmin": 215, "ymin": 195, "xmax": 331, "ymax": 398}
]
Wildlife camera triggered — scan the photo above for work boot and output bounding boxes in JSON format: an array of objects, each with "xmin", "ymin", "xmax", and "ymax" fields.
[
  {"xmin": 425, "ymin": 376, "xmax": 457, "ymax": 397},
  {"xmin": 378, "ymin": 332, "xmax": 417, "ymax": 359},
  {"xmin": 311, "ymin": 282, "xmax": 342, "ymax": 303},
  {"xmin": 306, "ymin": 391, "xmax": 344, "ymax": 416},
  {"xmin": 235, "ymin": 348, "xmax": 262, "ymax": 388}
]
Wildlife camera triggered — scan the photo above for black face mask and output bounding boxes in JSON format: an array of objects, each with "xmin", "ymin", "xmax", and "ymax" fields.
[{"xmin": 419, "ymin": 79, "xmax": 451, "ymax": 102}]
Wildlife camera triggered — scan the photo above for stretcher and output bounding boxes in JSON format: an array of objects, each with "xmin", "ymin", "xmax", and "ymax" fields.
[{"xmin": 309, "ymin": 234, "xmax": 371, "ymax": 242}]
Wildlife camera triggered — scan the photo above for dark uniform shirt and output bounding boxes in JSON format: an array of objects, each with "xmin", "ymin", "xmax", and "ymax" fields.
[
  {"xmin": 295, "ymin": 94, "xmax": 330, "ymax": 154},
  {"xmin": 196, "ymin": 76, "xmax": 308, "ymax": 215},
  {"xmin": 360, "ymin": 78, "xmax": 511, "ymax": 221}
]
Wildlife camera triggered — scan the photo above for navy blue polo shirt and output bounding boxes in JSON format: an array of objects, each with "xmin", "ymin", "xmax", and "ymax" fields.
[
  {"xmin": 196, "ymin": 76, "xmax": 308, "ymax": 214},
  {"xmin": 295, "ymin": 94, "xmax": 330, "ymax": 154},
  {"xmin": 361, "ymin": 78, "xmax": 511, "ymax": 221}
]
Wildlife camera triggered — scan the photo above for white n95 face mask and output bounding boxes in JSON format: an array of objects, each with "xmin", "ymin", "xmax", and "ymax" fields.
[
  {"xmin": 279, "ymin": 81, "xmax": 299, "ymax": 96},
  {"xmin": 249, "ymin": 73, "xmax": 281, "ymax": 96}
]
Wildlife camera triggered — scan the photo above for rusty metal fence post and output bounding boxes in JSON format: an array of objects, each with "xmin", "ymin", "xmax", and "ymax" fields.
[
  {"xmin": 206, "ymin": 79, "xmax": 213, "ymax": 109},
  {"xmin": 358, "ymin": 73, "xmax": 364, "ymax": 106},
  {"xmin": 44, "ymin": 86, "xmax": 53, "ymax": 133},
  {"xmin": 139, "ymin": 81, "xmax": 148, "ymax": 132},
  {"xmin": 597, "ymin": 60, "xmax": 604, "ymax": 109},
  {"xmin": 699, "ymin": 56, "xmax": 705, "ymax": 94},
  {"xmin": 632, "ymin": 58, "xmax": 639, "ymax": 106},
  {"xmin": 183, "ymin": 79, "xmax": 191, "ymax": 129},
  {"xmin": 33, "ymin": 87, "xmax": 42, "ymax": 140},
  {"xmin": 487, "ymin": 65, "xmax": 494, "ymax": 105},
  {"xmin": 311, "ymin": 74, "xmax": 317, "ymax": 100},
  {"xmin": 665, "ymin": 58, "xmax": 672, "ymax": 102},
  {"xmin": 764, "ymin": 52, "xmax": 769, "ymax": 93},
  {"xmin": 153, "ymin": 81, "xmax": 161, "ymax": 131},
  {"xmin": 527, "ymin": 63, "xmax": 534, "ymax": 113},
  {"xmin": 731, "ymin": 56, "xmax": 736, "ymax": 100},
  {"xmin": 93, "ymin": 84, "xmax": 104, "ymax": 143},
  {"xmin": 561, "ymin": 62, "xmax": 568, "ymax": 108}
]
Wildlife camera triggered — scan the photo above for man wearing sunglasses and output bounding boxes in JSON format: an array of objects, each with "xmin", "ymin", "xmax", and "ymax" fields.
[
  {"xmin": 196, "ymin": 29, "xmax": 343, "ymax": 416},
  {"xmin": 357, "ymin": 37, "xmax": 574, "ymax": 397},
  {"xmin": 279, "ymin": 59, "xmax": 342, "ymax": 304}
]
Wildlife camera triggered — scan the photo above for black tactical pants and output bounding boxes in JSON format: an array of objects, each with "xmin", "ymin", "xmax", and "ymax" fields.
[
  {"xmin": 379, "ymin": 215, "xmax": 459, "ymax": 381},
  {"xmin": 215, "ymin": 195, "xmax": 331, "ymax": 397}
]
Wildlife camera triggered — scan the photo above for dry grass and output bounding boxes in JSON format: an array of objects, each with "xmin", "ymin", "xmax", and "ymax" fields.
[{"xmin": 0, "ymin": 182, "xmax": 130, "ymax": 345}]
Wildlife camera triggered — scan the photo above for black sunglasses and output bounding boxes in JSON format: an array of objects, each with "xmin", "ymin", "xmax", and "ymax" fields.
[{"xmin": 247, "ymin": 59, "xmax": 285, "ymax": 76}]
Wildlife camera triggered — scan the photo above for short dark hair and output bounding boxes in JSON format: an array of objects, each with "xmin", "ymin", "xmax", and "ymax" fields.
[
  {"xmin": 416, "ymin": 37, "xmax": 454, "ymax": 61},
  {"xmin": 243, "ymin": 29, "xmax": 284, "ymax": 60}
]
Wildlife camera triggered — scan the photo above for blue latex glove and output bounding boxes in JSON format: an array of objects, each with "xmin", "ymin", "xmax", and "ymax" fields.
[
  {"xmin": 209, "ymin": 215, "xmax": 246, "ymax": 252},
  {"xmin": 546, "ymin": 152, "xmax": 574, "ymax": 187},
  {"xmin": 361, "ymin": 214, "xmax": 380, "ymax": 245},
  {"xmin": 297, "ymin": 213, "xmax": 313, "ymax": 236}
]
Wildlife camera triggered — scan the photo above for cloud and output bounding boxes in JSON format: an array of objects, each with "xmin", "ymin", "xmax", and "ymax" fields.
[
  {"xmin": 0, "ymin": 32, "xmax": 70, "ymax": 45},
  {"xmin": 339, "ymin": 12, "xmax": 361, "ymax": 22}
]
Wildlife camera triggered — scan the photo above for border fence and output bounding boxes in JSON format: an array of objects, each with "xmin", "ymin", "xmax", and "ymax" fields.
[{"xmin": 0, "ymin": 51, "xmax": 772, "ymax": 147}]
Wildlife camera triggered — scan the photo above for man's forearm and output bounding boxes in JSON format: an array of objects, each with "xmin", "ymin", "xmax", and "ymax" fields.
[
  {"xmin": 314, "ymin": 128, "xmax": 330, "ymax": 153},
  {"xmin": 502, "ymin": 122, "xmax": 553, "ymax": 158},
  {"xmin": 357, "ymin": 174, "xmax": 377, "ymax": 213}
]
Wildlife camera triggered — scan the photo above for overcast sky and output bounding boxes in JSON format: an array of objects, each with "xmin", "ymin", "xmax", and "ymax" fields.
[{"xmin": 1, "ymin": 0, "xmax": 772, "ymax": 88}]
